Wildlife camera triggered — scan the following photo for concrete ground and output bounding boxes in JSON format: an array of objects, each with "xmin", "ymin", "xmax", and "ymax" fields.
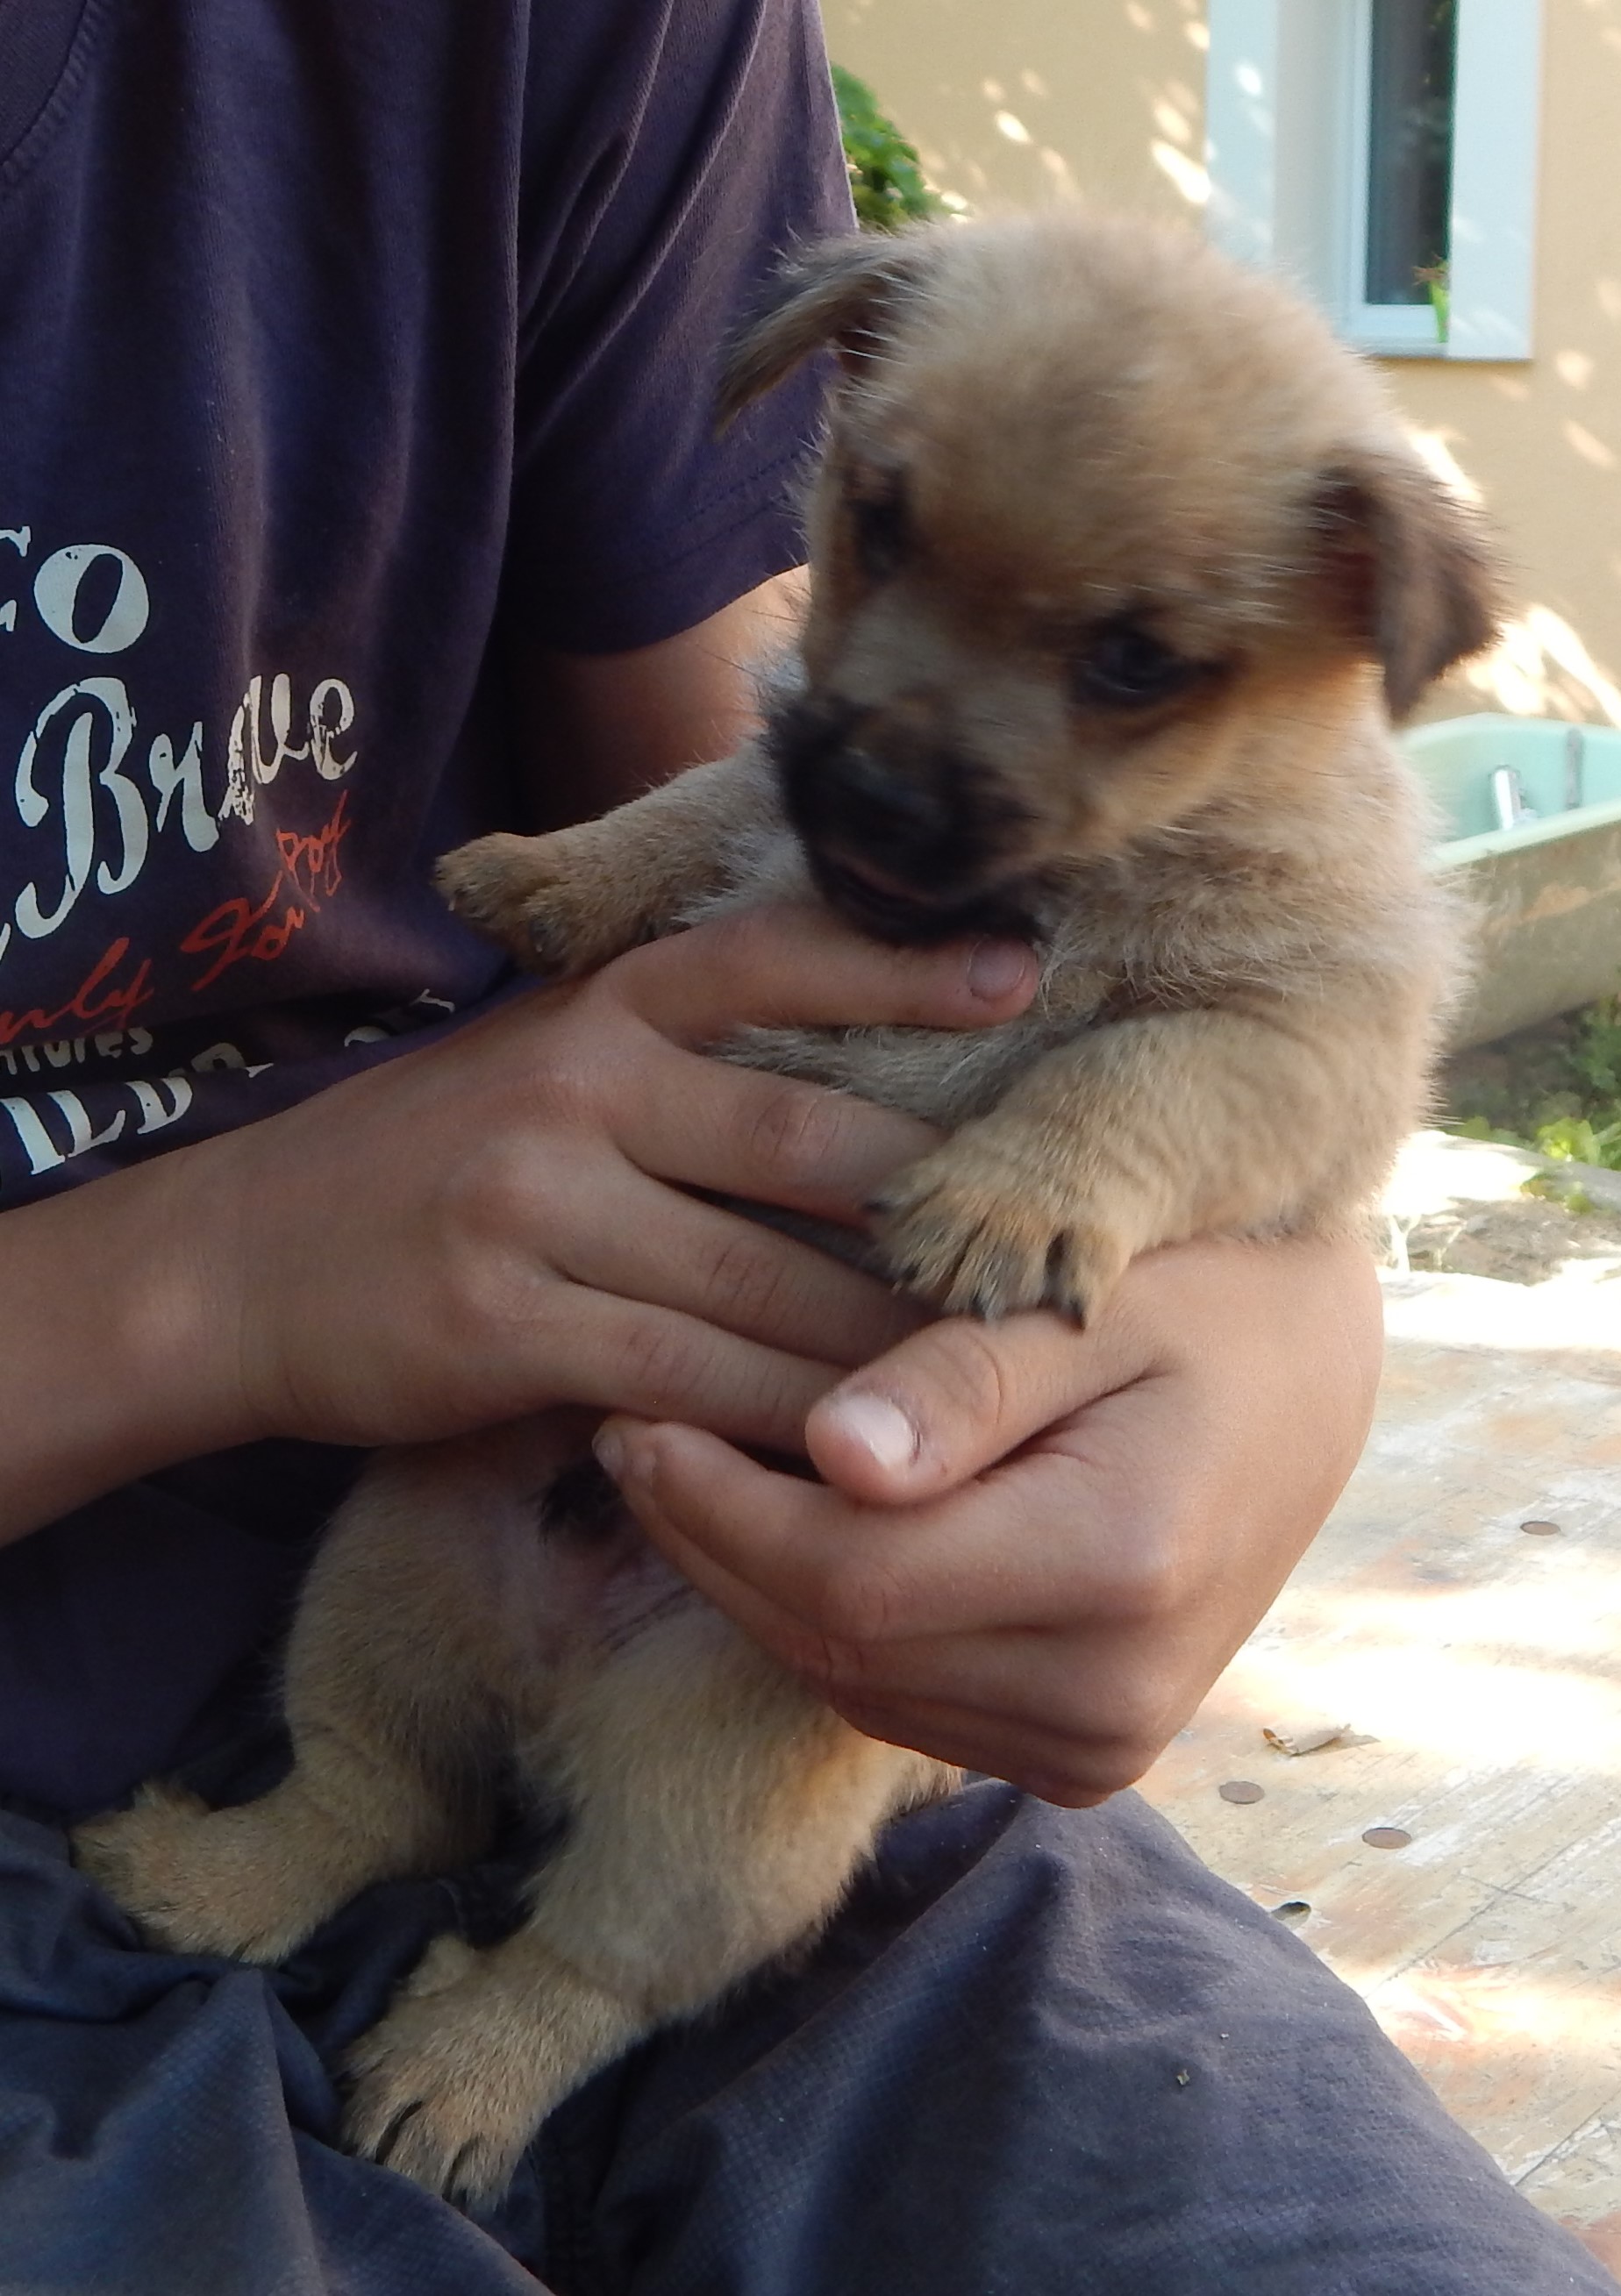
[{"xmin": 1139, "ymin": 1131, "xmax": 1621, "ymax": 2271}]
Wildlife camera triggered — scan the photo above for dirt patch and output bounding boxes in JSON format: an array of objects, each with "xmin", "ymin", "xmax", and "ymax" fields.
[{"xmin": 1399, "ymin": 1194, "xmax": 1621, "ymax": 1284}]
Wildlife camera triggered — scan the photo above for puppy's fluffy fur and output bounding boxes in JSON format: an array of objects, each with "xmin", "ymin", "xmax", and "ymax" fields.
[{"xmin": 75, "ymin": 213, "xmax": 1496, "ymax": 2207}]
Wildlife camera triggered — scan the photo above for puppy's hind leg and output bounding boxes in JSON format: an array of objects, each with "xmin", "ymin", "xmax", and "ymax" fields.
[
  {"xmin": 343, "ymin": 1606, "xmax": 949, "ymax": 2207},
  {"xmin": 71, "ymin": 1434, "xmax": 560, "ymax": 1963},
  {"xmin": 73, "ymin": 1730, "xmax": 482, "ymax": 1968}
]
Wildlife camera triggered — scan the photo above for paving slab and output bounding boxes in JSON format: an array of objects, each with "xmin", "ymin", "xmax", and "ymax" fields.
[{"xmin": 1139, "ymin": 1132, "xmax": 1621, "ymax": 2254}]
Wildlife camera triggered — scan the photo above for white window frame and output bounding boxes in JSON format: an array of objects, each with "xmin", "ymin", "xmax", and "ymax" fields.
[
  {"xmin": 1205, "ymin": 0, "xmax": 1543, "ymax": 360},
  {"xmin": 1344, "ymin": 0, "xmax": 1449, "ymax": 353}
]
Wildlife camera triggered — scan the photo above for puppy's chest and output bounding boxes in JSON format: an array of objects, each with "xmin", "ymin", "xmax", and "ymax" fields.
[{"xmin": 687, "ymin": 829, "xmax": 1139, "ymax": 1130}]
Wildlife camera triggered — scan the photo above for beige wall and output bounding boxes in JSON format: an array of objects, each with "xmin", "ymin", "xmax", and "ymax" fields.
[
  {"xmin": 821, "ymin": 0, "xmax": 1621, "ymax": 726},
  {"xmin": 823, "ymin": 0, "xmax": 1210, "ymax": 219}
]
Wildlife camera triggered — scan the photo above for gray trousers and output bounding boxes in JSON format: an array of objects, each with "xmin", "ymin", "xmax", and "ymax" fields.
[{"xmin": 0, "ymin": 1765, "xmax": 1610, "ymax": 2296}]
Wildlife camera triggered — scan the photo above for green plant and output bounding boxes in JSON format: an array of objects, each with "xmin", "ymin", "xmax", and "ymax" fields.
[
  {"xmin": 1567, "ymin": 994, "xmax": 1621, "ymax": 1100},
  {"xmin": 1415, "ymin": 261, "xmax": 1450, "ymax": 340},
  {"xmin": 832, "ymin": 66, "xmax": 950, "ymax": 232},
  {"xmin": 1520, "ymin": 1171, "xmax": 1596, "ymax": 1215},
  {"xmin": 1533, "ymin": 1114, "xmax": 1621, "ymax": 1169},
  {"xmin": 1444, "ymin": 992, "xmax": 1621, "ymax": 1171}
]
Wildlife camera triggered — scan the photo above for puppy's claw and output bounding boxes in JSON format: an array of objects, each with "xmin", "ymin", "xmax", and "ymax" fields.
[
  {"xmin": 370, "ymin": 2099, "xmax": 426, "ymax": 2171},
  {"xmin": 344, "ymin": 1995, "xmax": 539, "ymax": 2210},
  {"xmin": 435, "ymin": 831, "xmax": 631, "ymax": 981},
  {"xmin": 872, "ymin": 1140, "xmax": 1125, "ymax": 1323},
  {"xmin": 518, "ymin": 915, "xmax": 577, "ymax": 985},
  {"xmin": 343, "ymin": 1934, "xmax": 634, "ymax": 2210},
  {"xmin": 432, "ymin": 835, "xmax": 539, "ymax": 935}
]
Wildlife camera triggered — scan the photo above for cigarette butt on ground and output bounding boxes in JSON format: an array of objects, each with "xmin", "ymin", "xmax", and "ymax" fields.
[{"xmin": 1262, "ymin": 1721, "xmax": 1353, "ymax": 1758}]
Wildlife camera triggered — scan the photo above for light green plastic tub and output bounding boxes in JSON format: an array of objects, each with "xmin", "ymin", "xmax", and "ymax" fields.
[{"xmin": 1403, "ymin": 714, "xmax": 1621, "ymax": 1047}]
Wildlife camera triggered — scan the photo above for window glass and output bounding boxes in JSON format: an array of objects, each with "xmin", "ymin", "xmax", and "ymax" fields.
[{"xmin": 1365, "ymin": 0, "xmax": 1456, "ymax": 306}]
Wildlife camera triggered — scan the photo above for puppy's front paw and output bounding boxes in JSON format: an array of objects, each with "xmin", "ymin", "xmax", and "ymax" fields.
[
  {"xmin": 871, "ymin": 1134, "xmax": 1128, "ymax": 1322},
  {"xmin": 344, "ymin": 1935, "xmax": 637, "ymax": 2210},
  {"xmin": 434, "ymin": 831, "xmax": 634, "ymax": 980}
]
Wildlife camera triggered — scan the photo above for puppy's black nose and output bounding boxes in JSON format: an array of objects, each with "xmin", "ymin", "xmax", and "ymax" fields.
[
  {"xmin": 816, "ymin": 747, "xmax": 953, "ymax": 856},
  {"xmin": 769, "ymin": 689, "xmax": 1038, "ymax": 942}
]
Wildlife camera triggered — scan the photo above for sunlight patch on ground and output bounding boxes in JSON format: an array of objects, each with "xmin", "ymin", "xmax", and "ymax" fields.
[
  {"xmin": 1382, "ymin": 1267, "xmax": 1621, "ymax": 1352},
  {"xmin": 1234, "ymin": 1614, "xmax": 1621, "ymax": 1774},
  {"xmin": 1361, "ymin": 1963, "xmax": 1621, "ymax": 2063}
]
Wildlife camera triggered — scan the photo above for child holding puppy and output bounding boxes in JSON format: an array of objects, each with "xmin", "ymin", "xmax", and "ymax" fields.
[{"xmin": 0, "ymin": 1, "xmax": 1609, "ymax": 2288}]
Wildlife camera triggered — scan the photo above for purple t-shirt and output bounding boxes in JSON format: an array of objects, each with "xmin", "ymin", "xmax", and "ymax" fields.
[{"xmin": 0, "ymin": 0, "xmax": 851, "ymax": 1813}]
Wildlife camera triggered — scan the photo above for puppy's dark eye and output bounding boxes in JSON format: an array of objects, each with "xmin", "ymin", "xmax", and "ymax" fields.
[
  {"xmin": 1071, "ymin": 624, "xmax": 1203, "ymax": 709},
  {"xmin": 849, "ymin": 485, "xmax": 909, "ymax": 582}
]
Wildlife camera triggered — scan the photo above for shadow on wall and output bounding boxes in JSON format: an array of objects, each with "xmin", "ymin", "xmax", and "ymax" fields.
[
  {"xmin": 1404, "ymin": 0, "xmax": 1621, "ymax": 738},
  {"xmin": 1407, "ymin": 429, "xmax": 1621, "ymax": 728}
]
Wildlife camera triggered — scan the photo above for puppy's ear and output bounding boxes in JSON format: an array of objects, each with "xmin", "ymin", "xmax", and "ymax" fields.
[
  {"xmin": 718, "ymin": 230, "xmax": 946, "ymax": 426},
  {"xmin": 1311, "ymin": 451, "xmax": 1502, "ymax": 718}
]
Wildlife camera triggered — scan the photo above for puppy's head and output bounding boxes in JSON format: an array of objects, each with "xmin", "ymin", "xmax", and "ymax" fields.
[{"xmin": 723, "ymin": 215, "xmax": 1499, "ymax": 945}]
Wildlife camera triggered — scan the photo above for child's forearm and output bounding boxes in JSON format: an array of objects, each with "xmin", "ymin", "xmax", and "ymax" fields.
[{"xmin": 0, "ymin": 1141, "xmax": 254, "ymax": 1543}]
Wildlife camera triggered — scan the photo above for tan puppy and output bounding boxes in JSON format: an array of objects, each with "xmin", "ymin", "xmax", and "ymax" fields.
[{"xmin": 75, "ymin": 212, "xmax": 1496, "ymax": 2208}]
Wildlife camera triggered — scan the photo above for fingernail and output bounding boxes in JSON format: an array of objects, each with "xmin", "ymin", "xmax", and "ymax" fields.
[
  {"xmin": 967, "ymin": 938, "xmax": 1031, "ymax": 1001},
  {"xmin": 822, "ymin": 1392, "xmax": 919, "ymax": 1472},
  {"xmin": 593, "ymin": 1426, "xmax": 628, "ymax": 1480}
]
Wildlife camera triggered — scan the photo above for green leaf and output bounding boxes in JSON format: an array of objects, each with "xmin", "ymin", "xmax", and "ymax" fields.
[
  {"xmin": 1445, "ymin": 1115, "xmax": 1530, "ymax": 1147},
  {"xmin": 832, "ymin": 65, "xmax": 953, "ymax": 231},
  {"xmin": 1534, "ymin": 1116, "xmax": 1597, "ymax": 1164},
  {"xmin": 1521, "ymin": 1173, "xmax": 1595, "ymax": 1212},
  {"xmin": 1533, "ymin": 1114, "xmax": 1621, "ymax": 1170}
]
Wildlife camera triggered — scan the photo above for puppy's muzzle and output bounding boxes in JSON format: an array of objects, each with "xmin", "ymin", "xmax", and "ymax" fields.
[{"xmin": 770, "ymin": 694, "xmax": 1041, "ymax": 946}]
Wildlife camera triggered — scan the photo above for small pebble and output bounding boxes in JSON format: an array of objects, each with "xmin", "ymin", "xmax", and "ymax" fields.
[
  {"xmin": 1271, "ymin": 1900, "xmax": 1311, "ymax": 1924},
  {"xmin": 1219, "ymin": 1779, "xmax": 1265, "ymax": 1805},
  {"xmin": 1362, "ymin": 1826, "xmax": 1412, "ymax": 1850},
  {"xmin": 1520, "ymin": 1519, "xmax": 1561, "ymax": 1537}
]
